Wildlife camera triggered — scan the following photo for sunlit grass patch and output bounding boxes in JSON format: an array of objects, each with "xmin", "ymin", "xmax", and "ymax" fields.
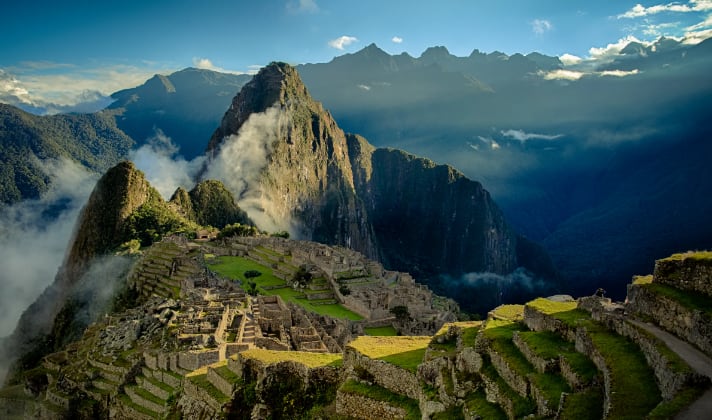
[
  {"xmin": 349, "ymin": 336, "xmax": 430, "ymax": 372},
  {"xmin": 239, "ymin": 349, "xmax": 342, "ymax": 368}
]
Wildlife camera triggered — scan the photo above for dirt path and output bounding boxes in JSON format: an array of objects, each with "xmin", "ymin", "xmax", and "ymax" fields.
[{"xmin": 627, "ymin": 319, "xmax": 712, "ymax": 419}]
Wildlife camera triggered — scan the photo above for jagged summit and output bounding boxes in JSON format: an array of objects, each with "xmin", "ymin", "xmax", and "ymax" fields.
[{"xmin": 207, "ymin": 62, "xmax": 309, "ymax": 153}]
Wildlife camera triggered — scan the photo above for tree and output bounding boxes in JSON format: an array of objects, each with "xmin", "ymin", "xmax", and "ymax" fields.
[
  {"xmin": 292, "ymin": 265, "xmax": 313, "ymax": 289},
  {"xmin": 244, "ymin": 270, "xmax": 262, "ymax": 279},
  {"xmin": 390, "ymin": 305, "xmax": 410, "ymax": 322}
]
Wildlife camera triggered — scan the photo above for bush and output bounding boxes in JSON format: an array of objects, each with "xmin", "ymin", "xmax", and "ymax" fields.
[
  {"xmin": 244, "ymin": 270, "xmax": 262, "ymax": 279},
  {"xmin": 271, "ymin": 231, "xmax": 290, "ymax": 239},
  {"xmin": 292, "ymin": 265, "xmax": 313, "ymax": 288},
  {"xmin": 339, "ymin": 284, "xmax": 351, "ymax": 295}
]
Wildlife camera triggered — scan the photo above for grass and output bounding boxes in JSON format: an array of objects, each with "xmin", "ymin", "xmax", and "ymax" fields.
[
  {"xmin": 662, "ymin": 250, "xmax": 712, "ymax": 261},
  {"xmin": 480, "ymin": 360, "xmax": 537, "ymax": 417},
  {"xmin": 463, "ymin": 389, "xmax": 507, "ymax": 420},
  {"xmin": 557, "ymin": 386, "xmax": 604, "ymax": 420},
  {"xmin": 525, "ymin": 298, "xmax": 578, "ymax": 315},
  {"xmin": 461, "ymin": 326, "xmax": 480, "ymax": 348},
  {"xmin": 490, "ymin": 304, "xmax": 525, "ymax": 321},
  {"xmin": 483, "ymin": 322, "xmax": 535, "ymax": 379},
  {"xmin": 529, "ymin": 371, "xmax": 570, "ymax": 408},
  {"xmin": 129, "ymin": 385, "xmax": 166, "ymax": 405},
  {"xmin": 647, "ymin": 385, "xmax": 709, "ymax": 419},
  {"xmin": 364, "ymin": 326, "xmax": 398, "ymax": 336},
  {"xmin": 349, "ymin": 336, "xmax": 430, "ymax": 373},
  {"xmin": 142, "ymin": 375, "xmax": 174, "ymax": 393},
  {"xmin": 209, "ymin": 256, "xmax": 363, "ymax": 320},
  {"xmin": 518, "ymin": 330, "xmax": 599, "ymax": 384},
  {"xmin": 239, "ymin": 349, "xmax": 343, "ymax": 368},
  {"xmin": 639, "ymin": 282, "xmax": 712, "ymax": 316},
  {"xmin": 214, "ymin": 365, "xmax": 242, "ymax": 383},
  {"xmin": 187, "ymin": 373, "xmax": 231, "ymax": 404},
  {"xmin": 208, "ymin": 256, "xmax": 285, "ymax": 287},
  {"xmin": 340, "ymin": 380, "xmax": 420, "ymax": 420},
  {"xmin": 118, "ymin": 393, "xmax": 160, "ymax": 418},
  {"xmin": 586, "ymin": 325, "xmax": 661, "ymax": 418}
]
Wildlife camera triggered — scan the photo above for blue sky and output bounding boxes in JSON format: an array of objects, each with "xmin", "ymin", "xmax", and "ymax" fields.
[{"xmin": 1, "ymin": 0, "xmax": 711, "ymax": 112}]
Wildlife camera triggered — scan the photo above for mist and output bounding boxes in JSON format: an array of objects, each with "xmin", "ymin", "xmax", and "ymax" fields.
[
  {"xmin": 0, "ymin": 158, "xmax": 97, "ymax": 338},
  {"xmin": 129, "ymin": 128, "xmax": 206, "ymax": 200},
  {"xmin": 205, "ymin": 105, "xmax": 296, "ymax": 235}
]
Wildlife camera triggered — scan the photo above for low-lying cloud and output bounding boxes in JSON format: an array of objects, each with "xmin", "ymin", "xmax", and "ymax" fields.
[
  {"xmin": 328, "ymin": 35, "xmax": 358, "ymax": 50},
  {"xmin": 129, "ymin": 129, "xmax": 205, "ymax": 200},
  {"xmin": 0, "ymin": 158, "xmax": 97, "ymax": 337},
  {"xmin": 501, "ymin": 129, "xmax": 563, "ymax": 142},
  {"xmin": 205, "ymin": 104, "xmax": 296, "ymax": 235}
]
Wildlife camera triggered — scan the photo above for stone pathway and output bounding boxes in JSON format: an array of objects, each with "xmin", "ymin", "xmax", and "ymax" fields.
[{"xmin": 628, "ymin": 318, "xmax": 712, "ymax": 419}]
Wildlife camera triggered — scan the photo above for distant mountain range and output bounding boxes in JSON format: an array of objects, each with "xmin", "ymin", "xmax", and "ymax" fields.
[{"xmin": 1, "ymin": 37, "xmax": 710, "ymax": 302}]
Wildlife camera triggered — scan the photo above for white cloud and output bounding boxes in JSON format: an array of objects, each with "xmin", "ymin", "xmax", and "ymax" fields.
[
  {"xmin": 491, "ymin": 141, "xmax": 501, "ymax": 150},
  {"xmin": 618, "ymin": 0, "xmax": 712, "ymax": 18},
  {"xmin": 589, "ymin": 35, "xmax": 646, "ymax": 60},
  {"xmin": 192, "ymin": 57, "xmax": 248, "ymax": 75},
  {"xmin": 286, "ymin": 0, "xmax": 319, "ymax": 14},
  {"xmin": 531, "ymin": 19, "xmax": 553, "ymax": 35},
  {"xmin": 328, "ymin": 35, "xmax": 358, "ymax": 50},
  {"xmin": 357, "ymin": 84, "xmax": 371, "ymax": 91},
  {"xmin": 392, "ymin": 36, "xmax": 403, "ymax": 44},
  {"xmin": 0, "ymin": 158, "xmax": 97, "ymax": 337},
  {"xmin": 682, "ymin": 27, "xmax": 712, "ymax": 42},
  {"xmin": 600, "ymin": 69, "xmax": 640, "ymax": 77},
  {"xmin": 539, "ymin": 69, "xmax": 585, "ymax": 80},
  {"xmin": 502, "ymin": 129, "xmax": 563, "ymax": 142},
  {"xmin": 129, "ymin": 129, "xmax": 205, "ymax": 200},
  {"xmin": 559, "ymin": 53, "xmax": 583, "ymax": 66}
]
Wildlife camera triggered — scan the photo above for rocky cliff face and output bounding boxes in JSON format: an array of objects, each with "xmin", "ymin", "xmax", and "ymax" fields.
[
  {"xmin": 205, "ymin": 63, "xmax": 554, "ymax": 290},
  {"xmin": 206, "ymin": 62, "xmax": 377, "ymax": 256}
]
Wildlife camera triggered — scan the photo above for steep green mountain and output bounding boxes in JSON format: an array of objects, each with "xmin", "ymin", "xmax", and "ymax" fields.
[
  {"xmin": 205, "ymin": 63, "xmax": 557, "ymax": 312},
  {"xmin": 0, "ymin": 104, "xmax": 133, "ymax": 206},
  {"xmin": 1, "ymin": 161, "xmax": 246, "ymax": 383},
  {"xmin": 174, "ymin": 179, "xmax": 252, "ymax": 229},
  {"xmin": 109, "ymin": 67, "xmax": 251, "ymax": 158}
]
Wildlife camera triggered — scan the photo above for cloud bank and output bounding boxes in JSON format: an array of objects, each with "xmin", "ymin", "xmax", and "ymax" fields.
[
  {"xmin": 129, "ymin": 129, "xmax": 205, "ymax": 200},
  {"xmin": 502, "ymin": 129, "xmax": 563, "ymax": 142},
  {"xmin": 0, "ymin": 158, "xmax": 97, "ymax": 337},
  {"xmin": 618, "ymin": 0, "xmax": 712, "ymax": 18},
  {"xmin": 205, "ymin": 105, "xmax": 296, "ymax": 235}
]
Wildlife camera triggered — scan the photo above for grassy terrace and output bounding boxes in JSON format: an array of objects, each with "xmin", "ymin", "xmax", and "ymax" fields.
[
  {"xmin": 118, "ymin": 393, "xmax": 159, "ymax": 418},
  {"xmin": 480, "ymin": 360, "xmax": 536, "ymax": 417},
  {"xmin": 558, "ymin": 386, "xmax": 604, "ymax": 420},
  {"xmin": 518, "ymin": 330, "xmax": 599, "ymax": 384},
  {"xmin": 239, "ymin": 349, "xmax": 342, "ymax": 368},
  {"xmin": 526, "ymin": 298, "xmax": 661, "ymax": 418},
  {"xmin": 340, "ymin": 379, "xmax": 420, "ymax": 420},
  {"xmin": 635, "ymin": 279, "xmax": 712, "ymax": 317},
  {"xmin": 186, "ymin": 373, "xmax": 231, "ymax": 404},
  {"xmin": 490, "ymin": 304, "xmax": 525, "ymax": 321},
  {"xmin": 348, "ymin": 336, "xmax": 431, "ymax": 373},
  {"xmin": 208, "ymin": 256, "xmax": 363, "ymax": 320},
  {"xmin": 462, "ymin": 390, "xmax": 507, "ymax": 420}
]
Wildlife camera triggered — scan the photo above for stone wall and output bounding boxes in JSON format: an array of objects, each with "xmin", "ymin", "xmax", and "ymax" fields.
[
  {"xmin": 343, "ymin": 347, "xmax": 422, "ymax": 400},
  {"xmin": 627, "ymin": 283, "xmax": 712, "ymax": 358},
  {"xmin": 335, "ymin": 389, "xmax": 409, "ymax": 420},
  {"xmin": 654, "ymin": 256, "xmax": 712, "ymax": 297},
  {"xmin": 512, "ymin": 332, "xmax": 557, "ymax": 374},
  {"xmin": 207, "ymin": 367, "xmax": 235, "ymax": 397},
  {"xmin": 487, "ymin": 348, "xmax": 528, "ymax": 398},
  {"xmin": 596, "ymin": 312, "xmax": 708, "ymax": 399},
  {"xmin": 125, "ymin": 385, "xmax": 165, "ymax": 413},
  {"xmin": 183, "ymin": 376, "xmax": 224, "ymax": 412},
  {"xmin": 177, "ymin": 349, "xmax": 220, "ymax": 372},
  {"xmin": 522, "ymin": 305, "xmax": 577, "ymax": 341}
]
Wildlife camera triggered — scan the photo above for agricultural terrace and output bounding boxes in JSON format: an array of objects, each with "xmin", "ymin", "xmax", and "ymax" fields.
[
  {"xmin": 239, "ymin": 349, "xmax": 342, "ymax": 368},
  {"xmin": 348, "ymin": 336, "xmax": 431, "ymax": 373},
  {"xmin": 207, "ymin": 255, "xmax": 363, "ymax": 320}
]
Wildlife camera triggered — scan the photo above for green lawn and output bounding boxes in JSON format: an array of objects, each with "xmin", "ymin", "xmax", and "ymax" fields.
[
  {"xmin": 208, "ymin": 256, "xmax": 285, "ymax": 287},
  {"xmin": 208, "ymin": 256, "xmax": 363, "ymax": 320}
]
